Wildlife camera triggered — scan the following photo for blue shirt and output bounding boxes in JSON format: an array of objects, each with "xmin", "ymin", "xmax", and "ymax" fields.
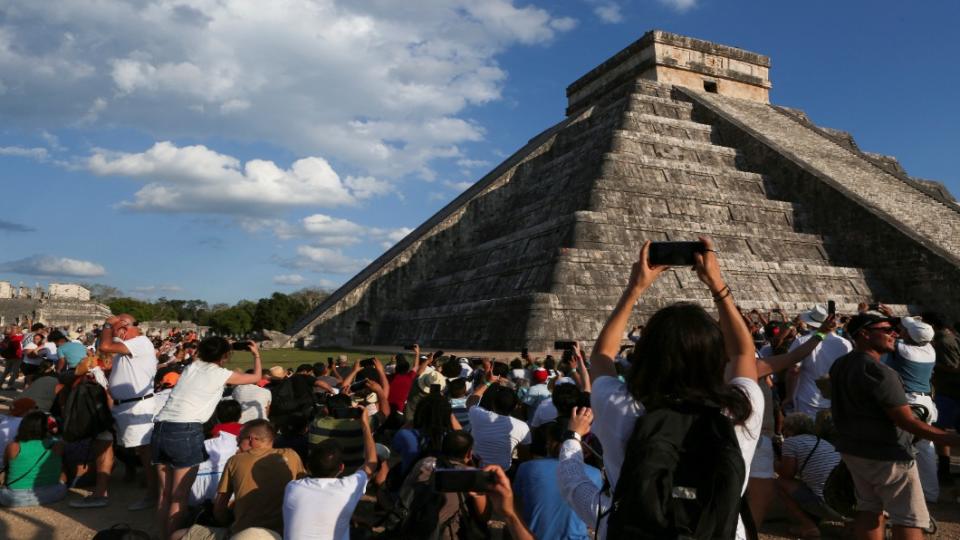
[
  {"xmin": 57, "ymin": 341, "xmax": 87, "ymax": 368},
  {"xmin": 391, "ymin": 428, "xmax": 422, "ymax": 478},
  {"xmin": 883, "ymin": 341, "xmax": 936, "ymax": 394},
  {"xmin": 514, "ymin": 458, "xmax": 602, "ymax": 540}
]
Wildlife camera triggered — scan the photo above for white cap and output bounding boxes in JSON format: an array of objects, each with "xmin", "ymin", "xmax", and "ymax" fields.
[{"xmin": 901, "ymin": 317, "xmax": 934, "ymax": 345}]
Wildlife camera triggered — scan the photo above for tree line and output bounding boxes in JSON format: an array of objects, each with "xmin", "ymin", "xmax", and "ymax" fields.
[{"xmin": 81, "ymin": 284, "xmax": 329, "ymax": 336}]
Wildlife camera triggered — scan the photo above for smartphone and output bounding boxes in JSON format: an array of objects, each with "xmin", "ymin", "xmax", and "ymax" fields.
[
  {"xmin": 331, "ymin": 407, "xmax": 363, "ymax": 420},
  {"xmin": 429, "ymin": 383, "xmax": 442, "ymax": 396},
  {"xmin": 554, "ymin": 340, "xmax": 576, "ymax": 351},
  {"xmin": 359, "ymin": 357, "xmax": 375, "ymax": 369},
  {"xmin": 576, "ymin": 392, "xmax": 592, "ymax": 409},
  {"xmin": 827, "ymin": 300, "xmax": 836, "ymax": 315},
  {"xmin": 433, "ymin": 468, "xmax": 496, "ymax": 492},
  {"xmin": 231, "ymin": 341, "xmax": 250, "ymax": 351},
  {"xmin": 327, "ymin": 357, "xmax": 334, "ymax": 368},
  {"xmin": 648, "ymin": 241, "xmax": 706, "ymax": 266},
  {"xmin": 869, "ymin": 303, "xmax": 881, "ymax": 311},
  {"xmin": 349, "ymin": 378, "xmax": 368, "ymax": 393}
]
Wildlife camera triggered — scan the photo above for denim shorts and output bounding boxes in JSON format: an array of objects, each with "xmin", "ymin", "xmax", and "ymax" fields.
[{"xmin": 151, "ymin": 421, "xmax": 208, "ymax": 468}]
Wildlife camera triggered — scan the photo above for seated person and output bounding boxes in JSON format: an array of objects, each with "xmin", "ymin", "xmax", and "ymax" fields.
[
  {"xmin": 21, "ymin": 361, "xmax": 59, "ymax": 412},
  {"xmin": 0, "ymin": 398, "xmax": 35, "ymax": 470},
  {"xmin": 210, "ymin": 399, "xmax": 244, "ymax": 437},
  {"xmin": 232, "ymin": 371, "xmax": 273, "ymax": 424},
  {"xmin": 189, "ymin": 413, "xmax": 240, "ymax": 507},
  {"xmin": 515, "ymin": 421, "xmax": 602, "ymax": 540},
  {"xmin": 309, "ymin": 379, "xmax": 389, "ymax": 475},
  {"xmin": 283, "ymin": 405, "xmax": 378, "ymax": 539},
  {"xmin": 175, "ymin": 420, "xmax": 307, "ymax": 539},
  {"xmin": 775, "ymin": 413, "xmax": 842, "ymax": 538},
  {"xmin": 0, "ymin": 411, "xmax": 67, "ymax": 507},
  {"xmin": 447, "ymin": 378, "xmax": 471, "ymax": 432},
  {"xmin": 391, "ymin": 391, "xmax": 457, "ymax": 481},
  {"xmin": 386, "ymin": 430, "xmax": 489, "ymax": 539},
  {"xmin": 467, "ymin": 371, "xmax": 531, "ymax": 470}
]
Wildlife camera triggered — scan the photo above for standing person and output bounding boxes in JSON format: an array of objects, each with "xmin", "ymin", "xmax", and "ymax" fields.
[
  {"xmin": 829, "ymin": 313, "xmax": 960, "ymax": 539},
  {"xmin": 467, "ymin": 367, "xmax": 531, "ymax": 471},
  {"xmin": 282, "ymin": 405, "xmax": 378, "ymax": 540},
  {"xmin": 94, "ymin": 314, "xmax": 158, "ymax": 511},
  {"xmin": 789, "ymin": 305, "xmax": 852, "ymax": 417},
  {"xmin": 560, "ymin": 238, "xmax": 763, "ymax": 539},
  {"xmin": 924, "ymin": 312, "xmax": 960, "ymax": 486},
  {"xmin": 387, "ymin": 353, "xmax": 417, "ymax": 415},
  {"xmin": 0, "ymin": 325, "xmax": 24, "ymax": 390},
  {"xmin": 152, "ymin": 337, "xmax": 263, "ymax": 540}
]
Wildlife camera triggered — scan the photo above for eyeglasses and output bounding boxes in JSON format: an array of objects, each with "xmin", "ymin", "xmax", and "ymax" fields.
[{"xmin": 867, "ymin": 326, "xmax": 897, "ymax": 335}]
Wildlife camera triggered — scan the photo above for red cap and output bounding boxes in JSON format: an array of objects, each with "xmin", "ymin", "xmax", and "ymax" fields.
[{"xmin": 532, "ymin": 369, "xmax": 548, "ymax": 383}]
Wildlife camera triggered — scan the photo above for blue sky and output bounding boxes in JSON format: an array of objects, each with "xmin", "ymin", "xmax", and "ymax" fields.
[{"xmin": 1, "ymin": 1, "xmax": 957, "ymax": 304}]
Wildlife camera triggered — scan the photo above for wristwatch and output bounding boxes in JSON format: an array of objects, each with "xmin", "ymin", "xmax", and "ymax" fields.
[
  {"xmin": 102, "ymin": 322, "xmax": 113, "ymax": 330},
  {"xmin": 562, "ymin": 430, "xmax": 582, "ymax": 443}
]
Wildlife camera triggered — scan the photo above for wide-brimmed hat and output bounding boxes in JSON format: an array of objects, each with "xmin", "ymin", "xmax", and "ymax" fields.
[
  {"xmin": 268, "ymin": 366, "xmax": 288, "ymax": 379},
  {"xmin": 799, "ymin": 305, "xmax": 829, "ymax": 329},
  {"xmin": 418, "ymin": 369, "xmax": 446, "ymax": 392},
  {"xmin": 901, "ymin": 317, "xmax": 934, "ymax": 345}
]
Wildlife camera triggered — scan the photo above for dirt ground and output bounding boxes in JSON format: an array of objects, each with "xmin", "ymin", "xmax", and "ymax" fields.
[{"xmin": 3, "ymin": 390, "xmax": 960, "ymax": 539}]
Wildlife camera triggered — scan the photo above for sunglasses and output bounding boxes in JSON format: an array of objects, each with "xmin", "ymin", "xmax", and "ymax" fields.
[{"xmin": 866, "ymin": 326, "xmax": 897, "ymax": 335}]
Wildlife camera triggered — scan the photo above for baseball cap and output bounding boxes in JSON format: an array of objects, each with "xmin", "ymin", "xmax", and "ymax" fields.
[
  {"xmin": 846, "ymin": 313, "xmax": 895, "ymax": 338},
  {"xmin": 532, "ymin": 369, "xmax": 549, "ymax": 383},
  {"xmin": 901, "ymin": 317, "xmax": 934, "ymax": 345}
]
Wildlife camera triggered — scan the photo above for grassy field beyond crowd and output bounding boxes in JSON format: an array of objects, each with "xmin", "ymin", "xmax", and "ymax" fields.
[{"xmin": 224, "ymin": 347, "xmax": 386, "ymax": 371}]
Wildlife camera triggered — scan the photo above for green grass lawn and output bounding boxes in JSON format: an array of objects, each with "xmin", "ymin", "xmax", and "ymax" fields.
[{"xmin": 224, "ymin": 348, "xmax": 387, "ymax": 371}]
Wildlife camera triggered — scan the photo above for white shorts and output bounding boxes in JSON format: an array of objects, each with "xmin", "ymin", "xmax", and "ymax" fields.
[
  {"xmin": 112, "ymin": 397, "xmax": 156, "ymax": 448},
  {"xmin": 749, "ymin": 435, "xmax": 776, "ymax": 479}
]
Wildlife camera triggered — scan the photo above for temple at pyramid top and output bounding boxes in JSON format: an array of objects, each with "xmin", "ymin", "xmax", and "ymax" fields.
[
  {"xmin": 284, "ymin": 30, "xmax": 960, "ymax": 353},
  {"xmin": 567, "ymin": 30, "xmax": 772, "ymax": 114}
]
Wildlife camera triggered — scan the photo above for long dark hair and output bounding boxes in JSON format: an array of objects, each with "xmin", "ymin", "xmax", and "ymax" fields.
[
  {"xmin": 16, "ymin": 411, "xmax": 48, "ymax": 442},
  {"xmin": 627, "ymin": 303, "xmax": 752, "ymax": 424},
  {"xmin": 412, "ymin": 393, "xmax": 454, "ymax": 455}
]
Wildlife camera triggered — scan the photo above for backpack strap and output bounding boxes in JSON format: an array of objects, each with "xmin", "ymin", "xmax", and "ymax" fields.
[
  {"xmin": 798, "ymin": 437, "xmax": 821, "ymax": 475},
  {"xmin": 4, "ymin": 445, "xmax": 51, "ymax": 488}
]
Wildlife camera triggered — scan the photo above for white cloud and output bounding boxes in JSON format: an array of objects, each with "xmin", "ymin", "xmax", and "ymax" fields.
[
  {"xmin": 444, "ymin": 180, "xmax": 475, "ymax": 192},
  {"xmin": 0, "ymin": 1, "xmax": 576, "ymax": 179},
  {"xmin": 273, "ymin": 274, "xmax": 306, "ymax": 286},
  {"xmin": 301, "ymin": 214, "xmax": 367, "ymax": 247},
  {"xmin": 87, "ymin": 142, "xmax": 388, "ymax": 215},
  {"xmin": 130, "ymin": 284, "xmax": 184, "ymax": 294},
  {"xmin": 291, "ymin": 246, "xmax": 370, "ymax": 275},
  {"xmin": 0, "ymin": 146, "xmax": 48, "ymax": 161},
  {"xmin": 659, "ymin": 0, "xmax": 697, "ymax": 11},
  {"xmin": 0, "ymin": 254, "xmax": 106, "ymax": 277},
  {"xmin": 594, "ymin": 3, "xmax": 624, "ymax": 23}
]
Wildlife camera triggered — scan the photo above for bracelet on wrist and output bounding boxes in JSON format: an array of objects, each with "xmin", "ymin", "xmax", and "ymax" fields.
[
  {"xmin": 712, "ymin": 286, "xmax": 732, "ymax": 302},
  {"xmin": 813, "ymin": 331, "xmax": 827, "ymax": 341}
]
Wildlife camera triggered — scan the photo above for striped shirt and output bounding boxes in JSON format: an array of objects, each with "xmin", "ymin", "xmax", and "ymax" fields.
[
  {"xmin": 308, "ymin": 413, "xmax": 382, "ymax": 474},
  {"xmin": 782, "ymin": 434, "xmax": 841, "ymax": 498}
]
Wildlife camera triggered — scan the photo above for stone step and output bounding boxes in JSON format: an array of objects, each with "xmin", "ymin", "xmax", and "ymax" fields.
[
  {"xmin": 610, "ymin": 129, "xmax": 740, "ymax": 169},
  {"xmin": 627, "ymin": 93, "xmax": 695, "ymax": 121},
  {"xmin": 592, "ymin": 175, "xmax": 799, "ymax": 211},
  {"xmin": 573, "ymin": 210, "xmax": 827, "ymax": 242},
  {"xmin": 621, "ymin": 111, "xmax": 715, "ymax": 144},
  {"xmin": 600, "ymin": 153, "xmax": 769, "ymax": 196}
]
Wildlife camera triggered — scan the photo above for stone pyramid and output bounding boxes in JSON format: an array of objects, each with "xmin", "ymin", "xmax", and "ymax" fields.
[{"xmin": 287, "ymin": 30, "xmax": 960, "ymax": 352}]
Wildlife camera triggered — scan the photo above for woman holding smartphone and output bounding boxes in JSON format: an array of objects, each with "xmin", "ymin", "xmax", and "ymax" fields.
[{"xmin": 151, "ymin": 336, "xmax": 262, "ymax": 540}]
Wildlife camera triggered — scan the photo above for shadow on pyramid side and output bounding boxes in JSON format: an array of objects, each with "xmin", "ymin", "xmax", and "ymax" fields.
[{"xmin": 286, "ymin": 30, "xmax": 960, "ymax": 353}]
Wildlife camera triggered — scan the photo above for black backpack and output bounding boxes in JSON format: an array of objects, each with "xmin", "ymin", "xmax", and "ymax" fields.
[
  {"xmin": 605, "ymin": 401, "xmax": 755, "ymax": 540},
  {"xmin": 62, "ymin": 381, "xmax": 113, "ymax": 442}
]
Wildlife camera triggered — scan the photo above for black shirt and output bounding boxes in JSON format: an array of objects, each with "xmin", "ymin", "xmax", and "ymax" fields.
[
  {"xmin": 830, "ymin": 351, "xmax": 913, "ymax": 461},
  {"xmin": 933, "ymin": 329, "xmax": 960, "ymax": 398}
]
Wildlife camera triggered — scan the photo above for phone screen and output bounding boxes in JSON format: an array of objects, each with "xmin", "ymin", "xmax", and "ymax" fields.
[
  {"xmin": 648, "ymin": 241, "xmax": 706, "ymax": 266},
  {"xmin": 433, "ymin": 468, "xmax": 495, "ymax": 492}
]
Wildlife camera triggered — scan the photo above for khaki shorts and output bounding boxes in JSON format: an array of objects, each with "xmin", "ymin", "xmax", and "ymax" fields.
[{"xmin": 842, "ymin": 453, "xmax": 930, "ymax": 528}]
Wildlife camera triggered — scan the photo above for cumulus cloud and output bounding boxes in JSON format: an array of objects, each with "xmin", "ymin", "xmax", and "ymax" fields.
[
  {"xmin": 273, "ymin": 274, "xmax": 306, "ymax": 286},
  {"xmin": 87, "ymin": 142, "xmax": 388, "ymax": 215},
  {"xmin": 593, "ymin": 3, "xmax": 624, "ymax": 23},
  {"xmin": 0, "ymin": 255, "xmax": 106, "ymax": 277},
  {"xmin": 0, "ymin": 1, "xmax": 576, "ymax": 179},
  {"xmin": 659, "ymin": 0, "xmax": 697, "ymax": 11},
  {"xmin": 0, "ymin": 219, "xmax": 36, "ymax": 233},
  {"xmin": 287, "ymin": 246, "xmax": 370, "ymax": 275},
  {"xmin": 0, "ymin": 146, "xmax": 48, "ymax": 161}
]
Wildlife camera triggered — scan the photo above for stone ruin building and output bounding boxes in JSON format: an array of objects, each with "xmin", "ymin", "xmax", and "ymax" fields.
[
  {"xmin": 286, "ymin": 30, "xmax": 960, "ymax": 352},
  {"xmin": 0, "ymin": 281, "xmax": 111, "ymax": 330}
]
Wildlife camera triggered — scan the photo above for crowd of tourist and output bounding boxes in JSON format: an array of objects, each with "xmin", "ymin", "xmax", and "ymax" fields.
[{"xmin": 1, "ymin": 237, "xmax": 960, "ymax": 539}]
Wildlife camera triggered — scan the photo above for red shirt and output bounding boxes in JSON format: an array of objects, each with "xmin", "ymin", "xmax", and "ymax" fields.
[
  {"xmin": 388, "ymin": 371, "xmax": 416, "ymax": 413},
  {"xmin": 212, "ymin": 422, "xmax": 243, "ymax": 437}
]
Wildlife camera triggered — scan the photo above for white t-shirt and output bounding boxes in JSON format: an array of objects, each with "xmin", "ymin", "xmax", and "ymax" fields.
[
  {"xmin": 22, "ymin": 342, "xmax": 42, "ymax": 365},
  {"xmin": 108, "ymin": 335, "xmax": 157, "ymax": 401},
  {"xmin": 156, "ymin": 361, "xmax": 233, "ymax": 423},
  {"xmin": 189, "ymin": 433, "xmax": 239, "ymax": 506},
  {"xmin": 467, "ymin": 405, "xmax": 532, "ymax": 469},
  {"xmin": 591, "ymin": 375, "xmax": 764, "ymax": 540},
  {"xmin": 789, "ymin": 334, "xmax": 851, "ymax": 416},
  {"xmin": 283, "ymin": 471, "xmax": 369, "ymax": 540},
  {"xmin": 530, "ymin": 397, "xmax": 558, "ymax": 427},
  {"xmin": 232, "ymin": 384, "xmax": 272, "ymax": 424}
]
